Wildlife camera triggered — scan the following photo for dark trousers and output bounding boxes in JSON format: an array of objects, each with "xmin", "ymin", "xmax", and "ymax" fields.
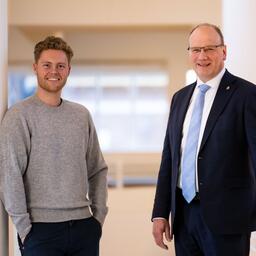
[
  {"xmin": 18, "ymin": 217, "xmax": 102, "ymax": 256},
  {"xmin": 174, "ymin": 189, "xmax": 251, "ymax": 256}
]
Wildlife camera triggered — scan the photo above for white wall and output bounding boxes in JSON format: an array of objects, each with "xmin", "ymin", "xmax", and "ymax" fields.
[
  {"xmin": 222, "ymin": 0, "xmax": 256, "ymax": 83},
  {"xmin": 0, "ymin": 0, "xmax": 8, "ymax": 255}
]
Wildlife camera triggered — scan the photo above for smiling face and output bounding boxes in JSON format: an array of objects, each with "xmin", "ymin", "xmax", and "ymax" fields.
[
  {"xmin": 33, "ymin": 49, "xmax": 71, "ymax": 95},
  {"xmin": 188, "ymin": 25, "xmax": 227, "ymax": 82}
]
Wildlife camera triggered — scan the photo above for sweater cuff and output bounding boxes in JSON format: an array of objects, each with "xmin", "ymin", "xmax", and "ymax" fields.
[
  {"xmin": 92, "ymin": 207, "xmax": 108, "ymax": 226},
  {"xmin": 13, "ymin": 213, "xmax": 32, "ymax": 239},
  {"xmin": 19, "ymin": 224, "xmax": 32, "ymax": 240}
]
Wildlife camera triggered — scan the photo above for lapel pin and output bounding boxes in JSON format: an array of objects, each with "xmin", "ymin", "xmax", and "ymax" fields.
[{"xmin": 226, "ymin": 86, "xmax": 230, "ymax": 90}]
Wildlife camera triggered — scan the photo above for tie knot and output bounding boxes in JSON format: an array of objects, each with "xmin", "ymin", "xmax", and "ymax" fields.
[{"xmin": 199, "ymin": 84, "xmax": 210, "ymax": 94}]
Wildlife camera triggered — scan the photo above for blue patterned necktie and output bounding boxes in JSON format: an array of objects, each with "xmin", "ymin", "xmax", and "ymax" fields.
[{"xmin": 181, "ymin": 84, "xmax": 210, "ymax": 203}]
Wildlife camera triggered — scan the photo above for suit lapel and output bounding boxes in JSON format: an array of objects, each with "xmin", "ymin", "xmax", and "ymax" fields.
[
  {"xmin": 173, "ymin": 83, "xmax": 196, "ymax": 155},
  {"xmin": 199, "ymin": 70, "xmax": 238, "ymax": 152}
]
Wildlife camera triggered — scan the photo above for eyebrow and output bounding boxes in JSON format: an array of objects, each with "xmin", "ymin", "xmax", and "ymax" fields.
[
  {"xmin": 187, "ymin": 44, "xmax": 223, "ymax": 50},
  {"xmin": 40, "ymin": 61, "xmax": 67, "ymax": 65}
]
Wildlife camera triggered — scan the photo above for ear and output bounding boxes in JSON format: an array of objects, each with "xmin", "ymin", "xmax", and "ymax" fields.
[
  {"xmin": 33, "ymin": 63, "xmax": 37, "ymax": 73},
  {"xmin": 222, "ymin": 45, "xmax": 227, "ymax": 61},
  {"xmin": 68, "ymin": 65, "xmax": 71, "ymax": 75}
]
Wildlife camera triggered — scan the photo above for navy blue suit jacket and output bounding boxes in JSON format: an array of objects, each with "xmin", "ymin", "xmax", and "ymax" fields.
[{"xmin": 152, "ymin": 70, "xmax": 256, "ymax": 234}]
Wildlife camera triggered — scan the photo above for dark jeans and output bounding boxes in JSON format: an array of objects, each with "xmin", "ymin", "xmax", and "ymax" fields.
[
  {"xmin": 174, "ymin": 188, "xmax": 251, "ymax": 256},
  {"xmin": 18, "ymin": 217, "xmax": 102, "ymax": 256}
]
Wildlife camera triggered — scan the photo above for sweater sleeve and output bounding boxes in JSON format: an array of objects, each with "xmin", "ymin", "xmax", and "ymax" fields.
[
  {"xmin": 0, "ymin": 109, "xmax": 32, "ymax": 238},
  {"xmin": 86, "ymin": 114, "xmax": 108, "ymax": 225}
]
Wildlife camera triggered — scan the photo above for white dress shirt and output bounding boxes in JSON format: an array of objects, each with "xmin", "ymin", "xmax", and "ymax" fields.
[{"xmin": 178, "ymin": 68, "xmax": 226, "ymax": 191}]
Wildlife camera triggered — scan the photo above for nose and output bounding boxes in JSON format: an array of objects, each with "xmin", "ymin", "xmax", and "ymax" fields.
[
  {"xmin": 50, "ymin": 67, "xmax": 58, "ymax": 73},
  {"xmin": 198, "ymin": 50, "xmax": 208, "ymax": 59}
]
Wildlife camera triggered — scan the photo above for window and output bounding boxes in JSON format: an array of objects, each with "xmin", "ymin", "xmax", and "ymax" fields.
[{"xmin": 8, "ymin": 65, "xmax": 169, "ymax": 152}]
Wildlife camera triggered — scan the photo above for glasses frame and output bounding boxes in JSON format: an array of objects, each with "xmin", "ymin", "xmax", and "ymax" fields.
[{"xmin": 187, "ymin": 44, "xmax": 224, "ymax": 54}]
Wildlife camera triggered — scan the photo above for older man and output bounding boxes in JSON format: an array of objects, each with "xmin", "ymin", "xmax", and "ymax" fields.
[{"xmin": 152, "ymin": 23, "xmax": 256, "ymax": 256}]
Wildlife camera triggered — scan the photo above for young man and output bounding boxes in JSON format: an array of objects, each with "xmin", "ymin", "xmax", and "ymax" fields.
[
  {"xmin": 152, "ymin": 23, "xmax": 256, "ymax": 256},
  {"xmin": 0, "ymin": 36, "xmax": 108, "ymax": 256}
]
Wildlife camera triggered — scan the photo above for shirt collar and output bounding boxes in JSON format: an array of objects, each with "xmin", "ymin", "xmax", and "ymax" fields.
[{"xmin": 196, "ymin": 67, "xmax": 226, "ymax": 90}]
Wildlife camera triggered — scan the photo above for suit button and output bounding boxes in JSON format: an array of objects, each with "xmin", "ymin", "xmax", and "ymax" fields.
[
  {"xmin": 199, "ymin": 182, "xmax": 203, "ymax": 186},
  {"xmin": 198, "ymin": 156, "xmax": 203, "ymax": 160}
]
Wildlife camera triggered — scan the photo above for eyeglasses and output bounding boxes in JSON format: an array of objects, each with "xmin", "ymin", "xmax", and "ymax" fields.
[{"xmin": 187, "ymin": 44, "xmax": 224, "ymax": 54}]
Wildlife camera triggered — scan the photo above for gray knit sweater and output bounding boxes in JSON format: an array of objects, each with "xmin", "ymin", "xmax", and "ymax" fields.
[{"xmin": 0, "ymin": 95, "xmax": 108, "ymax": 239}]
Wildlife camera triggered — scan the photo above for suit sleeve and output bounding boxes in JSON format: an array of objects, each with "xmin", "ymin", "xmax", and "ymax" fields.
[
  {"xmin": 244, "ymin": 86, "xmax": 256, "ymax": 174},
  {"xmin": 152, "ymin": 97, "xmax": 175, "ymax": 220}
]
